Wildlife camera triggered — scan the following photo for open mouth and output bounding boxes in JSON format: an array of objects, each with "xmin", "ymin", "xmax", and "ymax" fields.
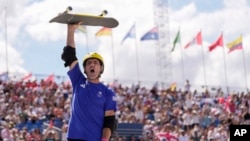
[{"xmin": 90, "ymin": 69, "xmax": 95, "ymax": 73}]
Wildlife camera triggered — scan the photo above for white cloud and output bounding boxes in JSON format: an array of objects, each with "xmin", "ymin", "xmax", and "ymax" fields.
[
  {"xmin": 0, "ymin": 41, "xmax": 26, "ymax": 74},
  {"xmin": 0, "ymin": 0, "xmax": 250, "ymax": 92}
]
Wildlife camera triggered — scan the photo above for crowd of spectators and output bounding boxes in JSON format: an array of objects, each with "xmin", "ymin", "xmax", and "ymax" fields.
[
  {"xmin": 112, "ymin": 80, "xmax": 250, "ymax": 141},
  {"xmin": 0, "ymin": 78, "xmax": 249, "ymax": 141}
]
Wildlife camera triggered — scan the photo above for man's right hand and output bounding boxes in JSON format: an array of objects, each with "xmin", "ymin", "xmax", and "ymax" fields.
[
  {"xmin": 68, "ymin": 23, "xmax": 81, "ymax": 33},
  {"xmin": 65, "ymin": 23, "xmax": 82, "ymax": 69}
]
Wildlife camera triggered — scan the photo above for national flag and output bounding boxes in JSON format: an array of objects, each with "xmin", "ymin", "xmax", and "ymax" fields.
[
  {"xmin": 171, "ymin": 30, "xmax": 181, "ymax": 52},
  {"xmin": 95, "ymin": 27, "xmax": 112, "ymax": 37},
  {"xmin": 21, "ymin": 73, "xmax": 32, "ymax": 81},
  {"xmin": 196, "ymin": 31, "xmax": 202, "ymax": 45},
  {"xmin": 156, "ymin": 132, "xmax": 178, "ymax": 141},
  {"xmin": 77, "ymin": 25, "xmax": 87, "ymax": 33},
  {"xmin": 140, "ymin": 27, "xmax": 158, "ymax": 41},
  {"xmin": 184, "ymin": 31, "xmax": 202, "ymax": 49},
  {"xmin": 169, "ymin": 82, "xmax": 176, "ymax": 92},
  {"xmin": 44, "ymin": 74, "xmax": 54, "ymax": 83},
  {"xmin": 121, "ymin": 23, "xmax": 136, "ymax": 45},
  {"xmin": 208, "ymin": 34, "xmax": 223, "ymax": 52},
  {"xmin": 226, "ymin": 35, "xmax": 243, "ymax": 53},
  {"xmin": 64, "ymin": 79, "xmax": 71, "ymax": 87}
]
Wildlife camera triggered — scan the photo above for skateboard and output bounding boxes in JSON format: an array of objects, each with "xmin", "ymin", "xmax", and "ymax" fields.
[{"xmin": 49, "ymin": 6, "xmax": 119, "ymax": 28}]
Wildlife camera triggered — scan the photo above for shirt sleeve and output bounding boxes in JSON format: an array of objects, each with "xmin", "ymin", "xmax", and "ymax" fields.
[
  {"xmin": 67, "ymin": 63, "xmax": 86, "ymax": 87},
  {"xmin": 104, "ymin": 88, "xmax": 117, "ymax": 111}
]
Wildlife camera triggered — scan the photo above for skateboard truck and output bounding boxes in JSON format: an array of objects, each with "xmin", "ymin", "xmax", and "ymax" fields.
[
  {"xmin": 63, "ymin": 6, "xmax": 107, "ymax": 17},
  {"xmin": 99, "ymin": 10, "xmax": 108, "ymax": 17},
  {"xmin": 63, "ymin": 6, "xmax": 73, "ymax": 14}
]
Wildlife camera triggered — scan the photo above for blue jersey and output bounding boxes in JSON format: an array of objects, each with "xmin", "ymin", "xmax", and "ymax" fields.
[{"xmin": 67, "ymin": 63, "xmax": 117, "ymax": 141}]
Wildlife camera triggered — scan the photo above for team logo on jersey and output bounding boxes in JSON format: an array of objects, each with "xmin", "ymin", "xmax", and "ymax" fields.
[
  {"xmin": 80, "ymin": 84, "xmax": 85, "ymax": 88},
  {"xmin": 97, "ymin": 91, "xmax": 103, "ymax": 97}
]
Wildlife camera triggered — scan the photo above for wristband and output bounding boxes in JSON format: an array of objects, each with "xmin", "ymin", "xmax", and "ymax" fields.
[{"xmin": 101, "ymin": 139, "xmax": 108, "ymax": 141}]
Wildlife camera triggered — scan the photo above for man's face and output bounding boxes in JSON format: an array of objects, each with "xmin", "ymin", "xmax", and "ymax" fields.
[{"xmin": 84, "ymin": 58, "xmax": 103, "ymax": 80}]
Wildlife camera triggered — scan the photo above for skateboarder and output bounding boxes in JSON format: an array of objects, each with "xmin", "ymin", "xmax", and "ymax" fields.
[{"xmin": 61, "ymin": 23, "xmax": 117, "ymax": 141}]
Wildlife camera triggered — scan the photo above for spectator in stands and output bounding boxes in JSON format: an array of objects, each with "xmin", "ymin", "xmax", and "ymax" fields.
[
  {"xmin": 10, "ymin": 128, "xmax": 19, "ymax": 141},
  {"xmin": 42, "ymin": 126, "xmax": 59, "ymax": 141},
  {"xmin": 178, "ymin": 129, "xmax": 189, "ymax": 141},
  {"xmin": 19, "ymin": 127, "xmax": 30, "ymax": 141},
  {"xmin": 184, "ymin": 80, "xmax": 191, "ymax": 93},
  {"xmin": 182, "ymin": 108, "xmax": 193, "ymax": 131},
  {"xmin": 1, "ymin": 122, "xmax": 11, "ymax": 141},
  {"xmin": 27, "ymin": 128, "xmax": 42, "ymax": 141},
  {"xmin": 134, "ymin": 102, "xmax": 144, "ymax": 123},
  {"xmin": 60, "ymin": 23, "xmax": 117, "ymax": 141},
  {"xmin": 61, "ymin": 120, "xmax": 68, "ymax": 141},
  {"xmin": 243, "ymin": 106, "xmax": 250, "ymax": 124},
  {"xmin": 190, "ymin": 126, "xmax": 202, "ymax": 141}
]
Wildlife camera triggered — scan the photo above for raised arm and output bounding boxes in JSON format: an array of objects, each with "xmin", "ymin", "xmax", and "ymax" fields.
[
  {"xmin": 61, "ymin": 23, "xmax": 80, "ymax": 70},
  {"xmin": 67, "ymin": 25, "xmax": 76, "ymax": 46}
]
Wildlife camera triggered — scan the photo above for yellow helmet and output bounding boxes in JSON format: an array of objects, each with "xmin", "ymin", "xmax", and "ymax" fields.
[{"xmin": 83, "ymin": 52, "xmax": 104, "ymax": 67}]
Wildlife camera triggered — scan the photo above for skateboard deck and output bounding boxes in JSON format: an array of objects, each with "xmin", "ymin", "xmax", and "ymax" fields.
[{"xmin": 49, "ymin": 8, "xmax": 119, "ymax": 28}]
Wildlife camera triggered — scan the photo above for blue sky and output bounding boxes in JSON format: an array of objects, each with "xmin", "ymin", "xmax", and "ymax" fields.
[
  {"xmin": 1, "ymin": 0, "xmax": 250, "ymax": 92},
  {"xmin": 171, "ymin": 0, "xmax": 223, "ymax": 11}
]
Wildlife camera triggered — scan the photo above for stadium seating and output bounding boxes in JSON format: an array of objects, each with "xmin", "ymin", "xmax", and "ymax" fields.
[{"xmin": 114, "ymin": 123, "xmax": 143, "ymax": 140}]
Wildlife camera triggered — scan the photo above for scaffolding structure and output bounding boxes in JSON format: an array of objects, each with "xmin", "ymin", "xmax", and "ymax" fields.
[{"xmin": 153, "ymin": 0, "xmax": 172, "ymax": 89}]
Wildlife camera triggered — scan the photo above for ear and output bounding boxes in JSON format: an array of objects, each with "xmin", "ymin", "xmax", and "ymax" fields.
[
  {"xmin": 84, "ymin": 67, "xmax": 86, "ymax": 74},
  {"xmin": 100, "ymin": 65, "xmax": 104, "ymax": 74}
]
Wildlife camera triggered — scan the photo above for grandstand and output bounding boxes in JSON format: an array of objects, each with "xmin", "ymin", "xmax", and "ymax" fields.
[{"xmin": 1, "ymin": 75, "xmax": 249, "ymax": 141}]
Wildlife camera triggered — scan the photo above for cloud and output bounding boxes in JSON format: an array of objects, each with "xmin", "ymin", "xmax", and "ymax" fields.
[
  {"xmin": 0, "ymin": 0, "xmax": 250, "ymax": 91},
  {"xmin": 0, "ymin": 41, "xmax": 26, "ymax": 74}
]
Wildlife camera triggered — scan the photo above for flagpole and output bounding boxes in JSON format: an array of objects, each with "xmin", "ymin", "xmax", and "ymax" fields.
[
  {"xmin": 4, "ymin": 7, "xmax": 9, "ymax": 79},
  {"xmin": 156, "ymin": 27, "xmax": 161, "ymax": 84},
  {"xmin": 134, "ymin": 23, "xmax": 140, "ymax": 82},
  {"xmin": 180, "ymin": 44, "xmax": 185, "ymax": 84},
  {"xmin": 172, "ymin": 28, "xmax": 185, "ymax": 84},
  {"xmin": 242, "ymin": 49, "xmax": 248, "ymax": 91},
  {"xmin": 85, "ymin": 29, "xmax": 89, "ymax": 53},
  {"xmin": 157, "ymin": 37, "xmax": 161, "ymax": 84},
  {"xmin": 77, "ymin": 26, "xmax": 89, "ymax": 53},
  {"xmin": 241, "ymin": 35, "xmax": 248, "ymax": 91},
  {"xmin": 201, "ymin": 44, "xmax": 207, "ymax": 87},
  {"xmin": 178, "ymin": 29, "xmax": 185, "ymax": 83},
  {"xmin": 222, "ymin": 33, "xmax": 229, "ymax": 94},
  {"xmin": 111, "ymin": 30, "xmax": 115, "ymax": 81},
  {"xmin": 197, "ymin": 30, "xmax": 207, "ymax": 87}
]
